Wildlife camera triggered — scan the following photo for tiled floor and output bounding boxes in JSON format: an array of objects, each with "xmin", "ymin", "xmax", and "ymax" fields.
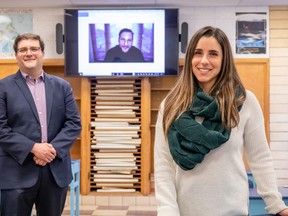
[
  {"xmin": 62, "ymin": 205, "xmax": 157, "ymax": 216},
  {"xmin": 32, "ymin": 193, "xmax": 157, "ymax": 216}
]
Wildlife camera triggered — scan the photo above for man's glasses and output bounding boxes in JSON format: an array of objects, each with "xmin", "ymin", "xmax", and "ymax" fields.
[{"xmin": 17, "ymin": 47, "xmax": 41, "ymax": 54}]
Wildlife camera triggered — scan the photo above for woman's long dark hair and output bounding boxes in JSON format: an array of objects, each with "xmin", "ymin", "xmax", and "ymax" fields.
[{"xmin": 163, "ymin": 26, "xmax": 246, "ymax": 137}]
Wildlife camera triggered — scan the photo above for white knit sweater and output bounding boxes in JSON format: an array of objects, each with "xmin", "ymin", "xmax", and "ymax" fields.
[{"xmin": 154, "ymin": 90, "xmax": 287, "ymax": 216}]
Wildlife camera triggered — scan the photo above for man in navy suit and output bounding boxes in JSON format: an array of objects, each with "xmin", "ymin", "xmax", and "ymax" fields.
[{"xmin": 0, "ymin": 33, "xmax": 82, "ymax": 216}]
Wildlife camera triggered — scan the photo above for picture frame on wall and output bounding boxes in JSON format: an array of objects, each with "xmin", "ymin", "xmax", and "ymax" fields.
[
  {"xmin": 0, "ymin": 9, "xmax": 33, "ymax": 59},
  {"xmin": 235, "ymin": 12, "xmax": 268, "ymax": 58}
]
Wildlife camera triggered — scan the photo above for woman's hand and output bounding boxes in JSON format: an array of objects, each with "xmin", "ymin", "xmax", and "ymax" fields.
[{"xmin": 278, "ymin": 208, "xmax": 288, "ymax": 215}]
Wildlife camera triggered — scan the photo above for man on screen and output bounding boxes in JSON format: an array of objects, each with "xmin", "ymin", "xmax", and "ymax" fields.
[{"xmin": 104, "ymin": 28, "xmax": 145, "ymax": 62}]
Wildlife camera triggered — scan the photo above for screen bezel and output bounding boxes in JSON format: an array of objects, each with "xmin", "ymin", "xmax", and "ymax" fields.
[{"xmin": 64, "ymin": 8, "xmax": 179, "ymax": 77}]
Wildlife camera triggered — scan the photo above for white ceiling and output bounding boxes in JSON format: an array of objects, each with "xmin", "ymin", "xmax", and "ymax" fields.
[{"xmin": 1, "ymin": 0, "xmax": 288, "ymax": 8}]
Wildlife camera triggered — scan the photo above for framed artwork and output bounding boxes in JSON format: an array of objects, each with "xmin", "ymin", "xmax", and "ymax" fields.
[
  {"xmin": 235, "ymin": 12, "xmax": 268, "ymax": 58},
  {"xmin": 0, "ymin": 9, "xmax": 33, "ymax": 58}
]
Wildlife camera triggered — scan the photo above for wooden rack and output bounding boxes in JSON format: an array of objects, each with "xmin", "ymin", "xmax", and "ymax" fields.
[{"xmin": 89, "ymin": 78, "xmax": 142, "ymax": 193}]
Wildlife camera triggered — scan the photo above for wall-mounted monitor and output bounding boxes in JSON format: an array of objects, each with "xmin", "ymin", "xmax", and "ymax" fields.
[{"xmin": 64, "ymin": 8, "xmax": 179, "ymax": 77}]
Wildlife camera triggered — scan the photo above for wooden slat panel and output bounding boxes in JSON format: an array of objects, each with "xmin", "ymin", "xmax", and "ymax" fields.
[
  {"xmin": 89, "ymin": 78, "xmax": 143, "ymax": 193},
  {"xmin": 270, "ymin": 48, "xmax": 288, "ymax": 57},
  {"xmin": 270, "ymin": 6, "xmax": 288, "ymax": 11},
  {"xmin": 270, "ymin": 20, "xmax": 288, "ymax": 28},
  {"xmin": 270, "ymin": 10, "xmax": 288, "ymax": 19},
  {"xmin": 270, "ymin": 29, "xmax": 288, "ymax": 38},
  {"xmin": 270, "ymin": 39, "xmax": 288, "ymax": 47}
]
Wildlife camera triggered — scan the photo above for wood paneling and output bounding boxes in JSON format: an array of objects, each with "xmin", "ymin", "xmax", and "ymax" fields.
[
  {"xmin": 269, "ymin": 6, "xmax": 288, "ymax": 186},
  {"xmin": 235, "ymin": 58, "xmax": 270, "ymax": 141}
]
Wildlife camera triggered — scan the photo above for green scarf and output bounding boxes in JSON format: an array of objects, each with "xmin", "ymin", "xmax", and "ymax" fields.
[{"xmin": 168, "ymin": 89, "xmax": 237, "ymax": 171}]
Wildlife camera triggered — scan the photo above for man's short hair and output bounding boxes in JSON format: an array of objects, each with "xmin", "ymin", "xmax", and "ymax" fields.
[
  {"xmin": 13, "ymin": 33, "xmax": 45, "ymax": 53},
  {"xmin": 119, "ymin": 28, "xmax": 134, "ymax": 38}
]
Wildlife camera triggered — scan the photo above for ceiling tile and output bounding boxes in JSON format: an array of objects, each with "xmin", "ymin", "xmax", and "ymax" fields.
[{"xmin": 0, "ymin": 0, "xmax": 287, "ymax": 8}]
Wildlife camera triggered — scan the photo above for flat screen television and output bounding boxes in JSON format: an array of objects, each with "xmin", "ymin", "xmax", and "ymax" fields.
[{"xmin": 64, "ymin": 8, "xmax": 179, "ymax": 77}]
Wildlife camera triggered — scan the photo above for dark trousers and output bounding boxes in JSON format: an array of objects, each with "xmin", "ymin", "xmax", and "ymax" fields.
[{"xmin": 0, "ymin": 165, "xmax": 68, "ymax": 216}]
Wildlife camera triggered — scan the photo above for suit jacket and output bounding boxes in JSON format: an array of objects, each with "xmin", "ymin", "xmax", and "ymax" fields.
[{"xmin": 0, "ymin": 70, "xmax": 82, "ymax": 189}]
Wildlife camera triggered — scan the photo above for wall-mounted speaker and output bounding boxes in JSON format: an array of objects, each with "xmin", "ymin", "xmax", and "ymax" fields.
[
  {"xmin": 180, "ymin": 22, "xmax": 188, "ymax": 54},
  {"xmin": 56, "ymin": 23, "xmax": 63, "ymax": 54}
]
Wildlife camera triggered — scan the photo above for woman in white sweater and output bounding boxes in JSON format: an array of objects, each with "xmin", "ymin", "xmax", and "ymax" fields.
[{"xmin": 154, "ymin": 26, "xmax": 288, "ymax": 216}]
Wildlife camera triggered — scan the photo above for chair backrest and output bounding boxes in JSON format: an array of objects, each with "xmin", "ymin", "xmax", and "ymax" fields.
[{"xmin": 247, "ymin": 171, "xmax": 257, "ymax": 188}]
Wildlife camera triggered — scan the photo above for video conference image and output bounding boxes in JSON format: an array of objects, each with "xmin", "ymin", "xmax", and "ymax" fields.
[{"xmin": 89, "ymin": 23, "xmax": 155, "ymax": 63}]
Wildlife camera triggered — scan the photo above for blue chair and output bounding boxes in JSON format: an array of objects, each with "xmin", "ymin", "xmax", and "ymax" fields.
[
  {"xmin": 69, "ymin": 159, "xmax": 80, "ymax": 216},
  {"xmin": 248, "ymin": 171, "xmax": 257, "ymax": 188},
  {"xmin": 248, "ymin": 172, "xmax": 288, "ymax": 215},
  {"xmin": 253, "ymin": 215, "xmax": 279, "ymax": 216},
  {"xmin": 31, "ymin": 160, "xmax": 80, "ymax": 216}
]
